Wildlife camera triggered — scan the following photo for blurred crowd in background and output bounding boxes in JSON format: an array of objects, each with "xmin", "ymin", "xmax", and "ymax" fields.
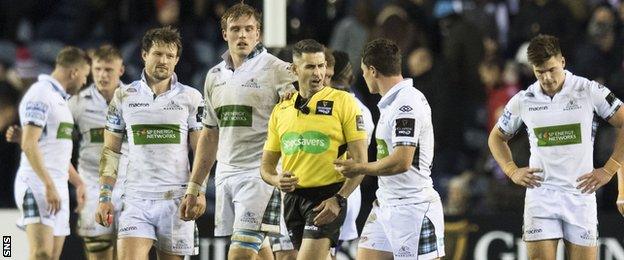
[{"xmin": 1, "ymin": 0, "xmax": 624, "ymax": 222}]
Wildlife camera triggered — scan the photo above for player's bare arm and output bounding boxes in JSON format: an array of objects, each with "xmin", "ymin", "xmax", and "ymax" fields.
[
  {"xmin": 335, "ymin": 144, "xmax": 415, "ymax": 177},
  {"xmin": 488, "ymin": 126, "xmax": 543, "ymax": 188},
  {"xmin": 68, "ymin": 164, "xmax": 85, "ymax": 213},
  {"xmin": 180, "ymin": 128, "xmax": 212, "ymax": 221},
  {"xmin": 95, "ymin": 130, "xmax": 122, "ymax": 227},
  {"xmin": 577, "ymin": 107, "xmax": 624, "ymax": 193},
  {"xmin": 21, "ymin": 124, "xmax": 62, "ymax": 215}
]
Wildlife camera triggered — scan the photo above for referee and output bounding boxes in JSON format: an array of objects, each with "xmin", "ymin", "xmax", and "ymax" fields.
[{"xmin": 260, "ymin": 39, "xmax": 368, "ymax": 259}]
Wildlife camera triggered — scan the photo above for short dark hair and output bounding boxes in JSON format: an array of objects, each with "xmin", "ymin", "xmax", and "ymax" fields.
[
  {"xmin": 141, "ymin": 26, "xmax": 182, "ymax": 57},
  {"xmin": 527, "ymin": 34, "xmax": 562, "ymax": 66},
  {"xmin": 221, "ymin": 3, "xmax": 262, "ymax": 31},
  {"xmin": 91, "ymin": 44, "xmax": 123, "ymax": 62},
  {"xmin": 325, "ymin": 49, "xmax": 335, "ymax": 67},
  {"xmin": 292, "ymin": 39, "xmax": 325, "ymax": 60},
  {"xmin": 362, "ymin": 38, "xmax": 401, "ymax": 76},
  {"xmin": 55, "ymin": 46, "xmax": 90, "ymax": 68}
]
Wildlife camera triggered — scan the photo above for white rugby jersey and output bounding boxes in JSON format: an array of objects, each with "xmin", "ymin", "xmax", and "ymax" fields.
[
  {"xmin": 105, "ymin": 73, "xmax": 204, "ymax": 196},
  {"xmin": 202, "ymin": 44, "xmax": 296, "ymax": 175},
  {"xmin": 68, "ymin": 84, "xmax": 129, "ymax": 186},
  {"xmin": 497, "ymin": 70, "xmax": 622, "ymax": 194},
  {"xmin": 17, "ymin": 74, "xmax": 74, "ymax": 182},
  {"xmin": 375, "ymin": 79, "xmax": 439, "ymax": 206}
]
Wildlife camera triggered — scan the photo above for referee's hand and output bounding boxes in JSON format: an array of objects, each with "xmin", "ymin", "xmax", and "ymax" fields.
[
  {"xmin": 312, "ymin": 197, "xmax": 341, "ymax": 226},
  {"xmin": 277, "ymin": 171, "xmax": 298, "ymax": 192}
]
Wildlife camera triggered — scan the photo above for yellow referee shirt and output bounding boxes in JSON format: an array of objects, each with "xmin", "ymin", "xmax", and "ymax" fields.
[{"xmin": 264, "ymin": 86, "xmax": 368, "ymax": 188}]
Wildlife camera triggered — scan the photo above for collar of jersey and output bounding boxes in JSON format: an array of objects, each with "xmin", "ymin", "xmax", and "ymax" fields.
[
  {"xmin": 139, "ymin": 70, "xmax": 182, "ymax": 98},
  {"xmin": 530, "ymin": 70, "xmax": 573, "ymax": 101},
  {"xmin": 284, "ymin": 86, "xmax": 332, "ymax": 109},
  {"xmin": 377, "ymin": 78, "xmax": 413, "ymax": 109},
  {"xmin": 221, "ymin": 43, "xmax": 266, "ymax": 70},
  {"xmin": 87, "ymin": 82, "xmax": 124, "ymax": 104},
  {"xmin": 38, "ymin": 74, "xmax": 70, "ymax": 100}
]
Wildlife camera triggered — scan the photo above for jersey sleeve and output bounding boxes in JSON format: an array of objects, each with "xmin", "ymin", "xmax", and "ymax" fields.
[
  {"xmin": 20, "ymin": 86, "xmax": 50, "ymax": 128},
  {"xmin": 496, "ymin": 92, "xmax": 524, "ymax": 136},
  {"xmin": 340, "ymin": 94, "xmax": 368, "ymax": 143},
  {"xmin": 201, "ymin": 72, "xmax": 219, "ymax": 127},
  {"xmin": 105, "ymin": 87, "xmax": 126, "ymax": 133},
  {"xmin": 187, "ymin": 89, "xmax": 205, "ymax": 132},
  {"xmin": 590, "ymin": 81, "xmax": 622, "ymax": 121},
  {"xmin": 263, "ymin": 105, "xmax": 281, "ymax": 152},
  {"xmin": 273, "ymin": 60, "xmax": 297, "ymax": 98}
]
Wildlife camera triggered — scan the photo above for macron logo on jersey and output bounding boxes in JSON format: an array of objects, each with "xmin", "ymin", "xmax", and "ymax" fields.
[
  {"xmin": 529, "ymin": 105, "xmax": 548, "ymax": 112},
  {"xmin": 129, "ymin": 103, "xmax": 150, "ymax": 108}
]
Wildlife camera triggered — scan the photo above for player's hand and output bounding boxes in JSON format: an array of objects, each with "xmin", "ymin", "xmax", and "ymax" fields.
[
  {"xmin": 5, "ymin": 125, "xmax": 21, "ymax": 144},
  {"xmin": 196, "ymin": 193, "xmax": 206, "ymax": 217},
  {"xmin": 334, "ymin": 159, "xmax": 363, "ymax": 178},
  {"xmin": 280, "ymin": 90, "xmax": 296, "ymax": 102},
  {"xmin": 509, "ymin": 167, "xmax": 543, "ymax": 188},
  {"xmin": 74, "ymin": 183, "xmax": 86, "ymax": 213},
  {"xmin": 312, "ymin": 196, "xmax": 341, "ymax": 226},
  {"xmin": 44, "ymin": 183, "xmax": 61, "ymax": 215},
  {"xmin": 577, "ymin": 168, "xmax": 615, "ymax": 194},
  {"xmin": 96, "ymin": 201, "xmax": 114, "ymax": 227},
  {"xmin": 179, "ymin": 194, "xmax": 198, "ymax": 221},
  {"xmin": 276, "ymin": 171, "xmax": 298, "ymax": 192},
  {"xmin": 617, "ymin": 194, "xmax": 624, "ymax": 216}
]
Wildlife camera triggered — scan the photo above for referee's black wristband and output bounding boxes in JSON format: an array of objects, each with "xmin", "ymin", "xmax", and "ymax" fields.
[{"xmin": 334, "ymin": 194, "xmax": 347, "ymax": 208}]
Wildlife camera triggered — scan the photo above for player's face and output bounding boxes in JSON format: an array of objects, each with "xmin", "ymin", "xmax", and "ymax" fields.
[
  {"xmin": 532, "ymin": 55, "xmax": 566, "ymax": 95},
  {"xmin": 223, "ymin": 15, "xmax": 260, "ymax": 59},
  {"xmin": 324, "ymin": 65, "xmax": 334, "ymax": 86},
  {"xmin": 293, "ymin": 52, "xmax": 326, "ymax": 92},
  {"xmin": 142, "ymin": 43, "xmax": 179, "ymax": 81},
  {"xmin": 67, "ymin": 63, "xmax": 91, "ymax": 94},
  {"xmin": 361, "ymin": 62, "xmax": 378, "ymax": 94},
  {"xmin": 92, "ymin": 58, "xmax": 124, "ymax": 92}
]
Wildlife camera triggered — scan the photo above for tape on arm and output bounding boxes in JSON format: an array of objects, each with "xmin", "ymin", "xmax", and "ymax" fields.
[{"xmin": 99, "ymin": 146, "xmax": 121, "ymax": 179}]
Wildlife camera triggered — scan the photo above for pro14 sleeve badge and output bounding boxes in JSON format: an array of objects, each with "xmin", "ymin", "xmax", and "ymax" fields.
[{"xmin": 395, "ymin": 118, "xmax": 415, "ymax": 137}]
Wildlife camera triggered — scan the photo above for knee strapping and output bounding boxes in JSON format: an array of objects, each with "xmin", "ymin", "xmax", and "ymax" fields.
[
  {"xmin": 230, "ymin": 229, "xmax": 266, "ymax": 253},
  {"xmin": 83, "ymin": 235, "xmax": 114, "ymax": 252}
]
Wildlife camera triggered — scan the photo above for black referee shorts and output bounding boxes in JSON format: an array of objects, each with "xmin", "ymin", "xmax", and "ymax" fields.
[{"xmin": 283, "ymin": 182, "xmax": 347, "ymax": 250}]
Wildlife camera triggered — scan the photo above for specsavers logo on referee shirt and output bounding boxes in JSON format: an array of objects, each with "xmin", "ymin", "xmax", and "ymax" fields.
[
  {"xmin": 533, "ymin": 123, "xmax": 581, "ymax": 147},
  {"xmin": 281, "ymin": 131, "xmax": 330, "ymax": 155},
  {"xmin": 131, "ymin": 124, "xmax": 180, "ymax": 144}
]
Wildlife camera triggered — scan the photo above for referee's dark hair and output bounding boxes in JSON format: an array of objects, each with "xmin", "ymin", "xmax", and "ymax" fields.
[
  {"xmin": 361, "ymin": 38, "xmax": 401, "ymax": 76},
  {"xmin": 292, "ymin": 39, "xmax": 325, "ymax": 60}
]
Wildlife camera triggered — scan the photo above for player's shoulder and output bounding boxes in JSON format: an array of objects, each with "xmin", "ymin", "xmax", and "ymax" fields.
[
  {"xmin": 175, "ymin": 83, "xmax": 203, "ymax": 101},
  {"xmin": 394, "ymin": 86, "xmax": 427, "ymax": 108},
  {"xmin": 207, "ymin": 61, "xmax": 227, "ymax": 75},
  {"xmin": 22, "ymin": 80, "xmax": 55, "ymax": 101}
]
